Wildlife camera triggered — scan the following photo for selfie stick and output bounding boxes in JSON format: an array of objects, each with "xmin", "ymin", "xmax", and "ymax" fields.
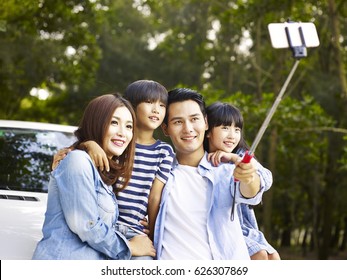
[{"xmin": 240, "ymin": 21, "xmax": 310, "ymax": 163}]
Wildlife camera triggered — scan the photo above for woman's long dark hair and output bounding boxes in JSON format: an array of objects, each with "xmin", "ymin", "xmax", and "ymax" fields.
[{"xmin": 74, "ymin": 93, "xmax": 136, "ymax": 192}]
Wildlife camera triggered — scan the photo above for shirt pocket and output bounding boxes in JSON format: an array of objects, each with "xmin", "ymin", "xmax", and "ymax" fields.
[
  {"xmin": 96, "ymin": 182, "xmax": 117, "ymax": 216},
  {"xmin": 215, "ymin": 182, "xmax": 234, "ymax": 208}
]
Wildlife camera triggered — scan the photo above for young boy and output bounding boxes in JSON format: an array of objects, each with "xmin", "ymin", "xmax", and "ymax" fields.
[{"xmin": 116, "ymin": 80, "xmax": 174, "ymax": 243}]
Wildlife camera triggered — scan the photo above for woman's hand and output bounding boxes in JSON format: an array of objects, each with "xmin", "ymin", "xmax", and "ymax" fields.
[{"xmin": 128, "ymin": 235, "xmax": 156, "ymax": 257}]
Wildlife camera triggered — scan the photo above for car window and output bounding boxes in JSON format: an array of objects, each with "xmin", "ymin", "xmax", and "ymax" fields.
[{"xmin": 0, "ymin": 127, "xmax": 76, "ymax": 193}]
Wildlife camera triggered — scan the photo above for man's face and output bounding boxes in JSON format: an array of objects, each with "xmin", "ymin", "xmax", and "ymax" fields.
[{"xmin": 162, "ymin": 100, "xmax": 208, "ymax": 160}]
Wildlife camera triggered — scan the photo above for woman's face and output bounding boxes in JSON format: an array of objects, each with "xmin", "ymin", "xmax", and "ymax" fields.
[
  {"xmin": 207, "ymin": 124, "xmax": 241, "ymax": 153},
  {"xmin": 103, "ymin": 106, "xmax": 134, "ymax": 158}
]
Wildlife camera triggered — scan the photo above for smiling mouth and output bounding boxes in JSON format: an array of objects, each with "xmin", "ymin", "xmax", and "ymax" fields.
[
  {"xmin": 182, "ymin": 136, "xmax": 196, "ymax": 141},
  {"xmin": 112, "ymin": 139, "xmax": 125, "ymax": 147},
  {"xmin": 149, "ymin": 116, "xmax": 159, "ymax": 121}
]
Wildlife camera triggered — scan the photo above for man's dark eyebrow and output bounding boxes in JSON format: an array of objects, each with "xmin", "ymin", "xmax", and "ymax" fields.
[
  {"xmin": 189, "ymin": 113, "xmax": 201, "ymax": 118},
  {"xmin": 168, "ymin": 116, "xmax": 182, "ymax": 123},
  {"xmin": 169, "ymin": 113, "xmax": 202, "ymax": 122}
]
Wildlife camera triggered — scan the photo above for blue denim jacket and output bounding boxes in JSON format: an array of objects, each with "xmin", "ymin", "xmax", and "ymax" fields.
[
  {"xmin": 32, "ymin": 150, "xmax": 131, "ymax": 260},
  {"xmin": 154, "ymin": 152, "xmax": 270, "ymax": 260},
  {"xmin": 237, "ymin": 164, "xmax": 276, "ymax": 255}
]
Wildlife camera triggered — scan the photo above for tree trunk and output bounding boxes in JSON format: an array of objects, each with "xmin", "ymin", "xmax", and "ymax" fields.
[
  {"xmin": 317, "ymin": 0, "xmax": 347, "ymax": 260},
  {"xmin": 255, "ymin": 17, "xmax": 262, "ymax": 100},
  {"xmin": 331, "ymin": 221, "xmax": 340, "ymax": 249},
  {"xmin": 328, "ymin": 0, "xmax": 347, "ymax": 100},
  {"xmin": 301, "ymin": 228, "xmax": 308, "ymax": 257},
  {"xmin": 340, "ymin": 216, "xmax": 347, "ymax": 251}
]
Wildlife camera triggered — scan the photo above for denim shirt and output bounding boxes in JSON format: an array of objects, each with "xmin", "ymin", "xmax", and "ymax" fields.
[
  {"xmin": 237, "ymin": 160, "xmax": 275, "ymax": 255},
  {"xmin": 32, "ymin": 150, "xmax": 131, "ymax": 260},
  {"xmin": 154, "ymin": 152, "xmax": 270, "ymax": 260}
]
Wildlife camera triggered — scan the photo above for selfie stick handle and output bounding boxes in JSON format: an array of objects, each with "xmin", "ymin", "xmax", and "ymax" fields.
[{"xmin": 240, "ymin": 59, "xmax": 300, "ymax": 164}]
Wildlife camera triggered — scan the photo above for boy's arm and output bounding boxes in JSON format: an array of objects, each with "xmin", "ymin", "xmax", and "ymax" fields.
[
  {"xmin": 52, "ymin": 147, "xmax": 72, "ymax": 170},
  {"xmin": 51, "ymin": 141, "xmax": 109, "ymax": 171},
  {"xmin": 148, "ymin": 178, "xmax": 165, "ymax": 241},
  {"xmin": 79, "ymin": 140, "xmax": 109, "ymax": 172}
]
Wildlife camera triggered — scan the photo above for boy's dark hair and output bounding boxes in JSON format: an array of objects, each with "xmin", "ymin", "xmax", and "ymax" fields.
[
  {"xmin": 124, "ymin": 80, "xmax": 168, "ymax": 109},
  {"xmin": 204, "ymin": 101, "xmax": 248, "ymax": 152},
  {"xmin": 164, "ymin": 88, "xmax": 206, "ymax": 125}
]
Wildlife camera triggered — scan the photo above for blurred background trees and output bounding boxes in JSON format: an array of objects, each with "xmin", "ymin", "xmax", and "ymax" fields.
[{"xmin": 1, "ymin": 0, "xmax": 346, "ymax": 259}]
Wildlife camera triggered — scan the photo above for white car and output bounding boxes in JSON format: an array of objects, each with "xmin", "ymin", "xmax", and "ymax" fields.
[{"xmin": 0, "ymin": 120, "xmax": 77, "ymax": 259}]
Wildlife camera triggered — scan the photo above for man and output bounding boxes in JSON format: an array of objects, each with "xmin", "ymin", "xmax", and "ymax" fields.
[{"xmin": 153, "ymin": 88, "xmax": 269, "ymax": 260}]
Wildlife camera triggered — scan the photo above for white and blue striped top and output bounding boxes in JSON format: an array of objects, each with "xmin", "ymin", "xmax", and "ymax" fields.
[{"xmin": 116, "ymin": 140, "xmax": 174, "ymax": 233}]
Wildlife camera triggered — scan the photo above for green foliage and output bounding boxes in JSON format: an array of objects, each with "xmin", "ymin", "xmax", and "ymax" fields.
[
  {"xmin": 0, "ymin": 0, "xmax": 102, "ymax": 119},
  {"xmin": 1, "ymin": 0, "xmax": 347, "ymax": 259}
]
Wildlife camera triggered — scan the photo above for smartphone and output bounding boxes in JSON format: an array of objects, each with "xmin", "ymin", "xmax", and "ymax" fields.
[{"xmin": 268, "ymin": 22, "xmax": 320, "ymax": 49}]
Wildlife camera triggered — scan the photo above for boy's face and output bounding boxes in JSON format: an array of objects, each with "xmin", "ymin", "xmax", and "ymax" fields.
[
  {"xmin": 206, "ymin": 124, "xmax": 241, "ymax": 153},
  {"xmin": 136, "ymin": 100, "xmax": 166, "ymax": 131},
  {"xmin": 162, "ymin": 100, "xmax": 208, "ymax": 159}
]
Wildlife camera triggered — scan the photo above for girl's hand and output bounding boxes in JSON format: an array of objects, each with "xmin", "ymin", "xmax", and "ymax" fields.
[
  {"xmin": 207, "ymin": 151, "xmax": 241, "ymax": 166},
  {"xmin": 128, "ymin": 235, "xmax": 156, "ymax": 257}
]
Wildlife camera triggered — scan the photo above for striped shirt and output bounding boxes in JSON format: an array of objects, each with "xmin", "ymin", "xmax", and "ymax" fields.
[{"xmin": 116, "ymin": 140, "xmax": 174, "ymax": 233}]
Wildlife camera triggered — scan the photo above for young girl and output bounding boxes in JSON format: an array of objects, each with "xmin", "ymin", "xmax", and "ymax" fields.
[
  {"xmin": 52, "ymin": 80, "xmax": 174, "ymax": 259},
  {"xmin": 33, "ymin": 93, "xmax": 155, "ymax": 259},
  {"xmin": 204, "ymin": 101, "xmax": 280, "ymax": 260}
]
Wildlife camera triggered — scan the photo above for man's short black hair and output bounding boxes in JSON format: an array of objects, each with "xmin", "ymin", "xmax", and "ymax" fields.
[{"xmin": 164, "ymin": 88, "xmax": 206, "ymax": 125}]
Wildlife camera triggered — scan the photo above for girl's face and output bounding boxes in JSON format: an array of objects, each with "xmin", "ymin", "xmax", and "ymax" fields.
[
  {"xmin": 136, "ymin": 100, "xmax": 166, "ymax": 131},
  {"xmin": 103, "ymin": 106, "xmax": 134, "ymax": 159},
  {"xmin": 207, "ymin": 124, "xmax": 241, "ymax": 153}
]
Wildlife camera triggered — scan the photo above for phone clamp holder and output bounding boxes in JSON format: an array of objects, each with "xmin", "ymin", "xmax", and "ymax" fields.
[{"xmin": 285, "ymin": 20, "xmax": 307, "ymax": 59}]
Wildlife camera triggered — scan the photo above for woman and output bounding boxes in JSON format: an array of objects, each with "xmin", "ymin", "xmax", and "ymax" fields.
[{"xmin": 32, "ymin": 93, "xmax": 156, "ymax": 259}]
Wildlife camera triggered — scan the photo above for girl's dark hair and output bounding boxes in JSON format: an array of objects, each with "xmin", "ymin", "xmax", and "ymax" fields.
[
  {"xmin": 164, "ymin": 88, "xmax": 206, "ymax": 125},
  {"xmin": 124, "ymin": 80, "xmax": 168, "ymax": 110},
  {"xmin": 204, "ymin": 101, "xmax": 248, "ymax": 153},
  {"xmin": 74, "ymin": 93, "xmax": 136, "ymax": 191}
]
